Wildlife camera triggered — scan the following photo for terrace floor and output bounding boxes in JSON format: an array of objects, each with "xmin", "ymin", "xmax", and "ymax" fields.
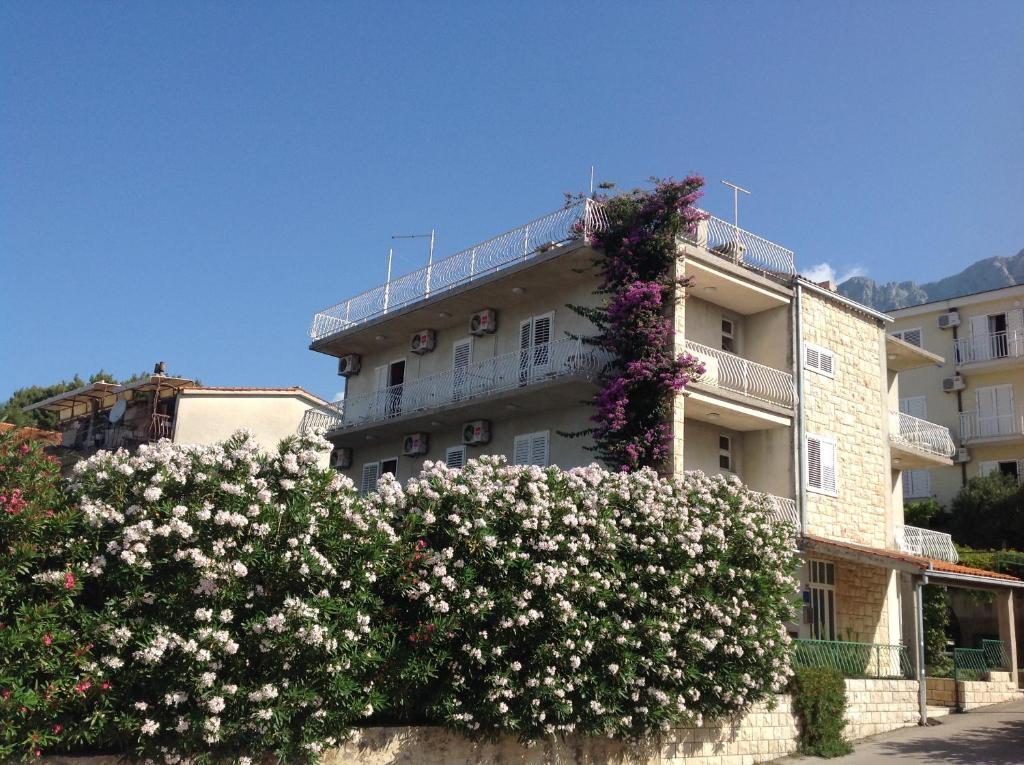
[{"xmin": 780, "ymin": 698, "xmax": 1024, "ymax": 765}]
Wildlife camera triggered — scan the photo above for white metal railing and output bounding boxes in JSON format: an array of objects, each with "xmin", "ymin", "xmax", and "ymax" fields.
[
  {"xmin": 684, "ymin": 341, "xmax": 795, "ymax": 408},
  {"xmin": 302, "ymin": 338, "xmax": 613, "ymax": 433},
  {"xmin": 897, "ymin": 525, "xmax": 959, "ymax": 563},
  {"xmin": 955, "ymin": 329, "xmax": 1024, "ymax": 365},
  {"xmin": 300, "ymin": 406, "xmax": 346, "ymax": 435},
  {"xmin": 959, "ymin": 407, "xmax": 1024, "ymax": 441},
  {"xmin": 685, "ymin": 214, "xmax": 796, "ymax": 275},
  {"xmin": 754, "ymin": 492, "xmax": 799, "ymax": 530},
  {"xmin": 890, "ymin": 411, "xmax": 956, "ymax": 458},
  {"xmin": 309, "ymin": 200, "xmax": 610, "ymax": 340}
]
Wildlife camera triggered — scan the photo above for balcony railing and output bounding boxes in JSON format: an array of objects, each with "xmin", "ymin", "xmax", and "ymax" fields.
[
  {"xmin": 890, "ymin": 411, "xmax": 956, "ymax": 458},
  {"xmin": 959, "ymin": 407, "xmax": 1024, "ymax": 441},
  {"xmin": 754, "ymin": 492, "xmax": 799, "ymax": 530},
  {"xmin": 897, "ymin": 525, "xmax": 959, "ymax": 563},
  {"xmin": 792, "ymin": 639, "xmax": 914, "ymax": 679},
  {"xmin": 309, "ymin": 200, "xmax": 610, "ymax": 340},
  {"xmin": 301, "ymin": 338, "xmax": 613, "ymax": 434},
  {"xmin": 955, "ymin": 329, "xmax": 1024, "ymax": 365},
  {"xmin": 685, "ymin": 214, "xmax": 796, "ymax": 276},
  {"xmin": 684, "ymin": 341, "xmax": 796, "ymax": 408}
]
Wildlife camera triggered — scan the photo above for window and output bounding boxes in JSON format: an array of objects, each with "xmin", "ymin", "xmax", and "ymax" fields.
[
  {"xmin": 360, "ymin": 462, "xmax": 380, "ymax": 495},
  {"xmin": 808, "ymin": 560, "xmax": 836, "ymax": 641},
  {"xmin": 513, "ymin": 430, "xmax": 550, "ymax": 467},
  {"xmin": 891, "ymin": 328, "xmax": 923, "ymax": 347},
  {"xmin": 903, "ymin": 469, "xmax": 931, "ymax": 498},
  {"xmin": 806, "ymin": 434, "xmax": 838, "ymax": 495},
  {"xmin": 975, "ymin": 384, "xmax": 1014, "ymax": 437},
  {"xmin": 718, "ymin": 434, "xmax": 733, "ymax": 471},
  {"xmin": 519, "ymin": 313, "xmax": 553, "ymax": 383},
  {"xmin": 804, "ymin": 343, "xmax": 835, "ymax": 378},
  {"xmin": 452, "ymin": 338, "xmax": 472, "ymax": 401},
  {"xmin": 721, "ymin": 318, "xmax": 736, "ymax": 353},
  {"xmin": 445, "ymin": 445, "xmax": 467, "ymax": 469},
  {"xmin": 980, "ymin": 460, "xmax": 1023, "ymax": 485},
  {"xmin": 899, "ymin": 396, "xmax": 927, "ymax": 420}
]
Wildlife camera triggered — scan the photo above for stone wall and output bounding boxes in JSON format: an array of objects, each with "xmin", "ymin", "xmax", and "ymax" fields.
[
  {"xmin": 812, "ymin": 553, "xmax": 891, "ymax": 648},
  {"xmin": 926, "ymin": 673, "xmax": 1022, "ymax": 710},
  {"xmin": 843, "ymin": 679, "xmax": 920, "ymax": 739}
]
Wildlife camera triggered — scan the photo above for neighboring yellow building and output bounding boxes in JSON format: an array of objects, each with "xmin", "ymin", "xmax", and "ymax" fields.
[
  {"xmin": 304, "ymin": 196, "xmax": 1021, "ymax": 695},
  {"xmin": 890, "ymin": 284, "xmax": 1024, "ymax": 507}
]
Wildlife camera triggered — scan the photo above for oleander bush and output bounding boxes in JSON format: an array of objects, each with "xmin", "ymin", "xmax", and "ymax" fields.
[
  {"xmin": 69, "ymin": 433, "xmax": 398, "ymax": 764},
  {"xmin": 3, "ymin": 431, "xmax": 798, "ymax": 762},
  {"xmin": 0, "ymin": 428, "xmax": 113, "ymax": 761},
  {"xmin": 381, "ymin": 457, "xmax": 798, "ymax": 740}
]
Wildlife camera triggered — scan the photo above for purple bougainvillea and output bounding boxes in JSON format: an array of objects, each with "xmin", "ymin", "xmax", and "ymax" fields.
[{"xmin": 568, "ymin": 177, "xmax": 707, "ymax": 471}]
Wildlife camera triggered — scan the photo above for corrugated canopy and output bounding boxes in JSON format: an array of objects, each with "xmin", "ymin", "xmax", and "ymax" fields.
[{"xmin": 23, "ymin": 376, "xmax": 195, "ymax": 414}]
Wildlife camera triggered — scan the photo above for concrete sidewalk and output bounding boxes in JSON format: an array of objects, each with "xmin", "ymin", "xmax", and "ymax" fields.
[{"xmin": 779, "ymin": 699, "xmax": 1024, "ymax": 764}]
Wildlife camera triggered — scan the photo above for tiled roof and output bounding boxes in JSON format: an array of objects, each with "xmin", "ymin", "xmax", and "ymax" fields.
[{"xmin": 0, "ymin": 422, "xmax": 63, "ymax": 446}]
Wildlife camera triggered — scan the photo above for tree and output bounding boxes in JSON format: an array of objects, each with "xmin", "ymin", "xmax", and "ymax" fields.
[{"xmin": 946, "ymin": 473, "xmax": 1024, "ymax": 550}]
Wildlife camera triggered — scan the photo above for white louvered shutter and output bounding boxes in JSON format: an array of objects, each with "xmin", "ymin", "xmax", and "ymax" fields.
[
  {"xmin": 820, "ymin": 439, "xmax": 837, "ymax": 494},
  {"xmin": 1009, "ymin": 309, "xmax": 1024, "ymax": 356},
  {"xmin": 360, "ymin": 462, "xmax": 380, "ymax": 495},
  {"xmin": 805, "ymin": 344, "xmax": 835, "ymax": 376},
  {"xmin": 807, "ymin": 435, "xmax": 837, "ymax": 494},
  {"xmin": 530, "ymin": 431, "xmax": 549, "ymax": 467},
  {"xmin": 513, "ymin": 434, "xmax": 531, "ymax": 465},
  {"xmin": 900, "ymin": 396, "xmax": 927, "ymax": 419},
  {"xmin": 894, "ymin": 328, "xmax": 922, "ymax": 347},
  {"xmin": 807, "ymin": 437, "xmax": 822, "ymax": 491},
  {"xmin": 452, "ymin": 339, "xmax": 471, "ymax": 400},
  {"xmin": 978, "ymin": 461, "xmax": 998, "ymax": 477},
  {"xmin": 532, "ymin": 314, "xmax": 552, "ymax": 369},
  {"xmin": 970, "ymin": 315, "xmax": 991, "ymax": 361},
  {"xmin": 445, "ymin": 446, "xmax": 466, "ymax": 469}
]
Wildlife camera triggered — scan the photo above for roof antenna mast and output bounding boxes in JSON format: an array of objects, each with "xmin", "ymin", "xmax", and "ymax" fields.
[
  {"xmin": 721, "ymin": 179, "xmax": 751, "ymax": 249},
  {"xmin": 391, "ymin": 229, "xmax": 435, "ymax": 297}
]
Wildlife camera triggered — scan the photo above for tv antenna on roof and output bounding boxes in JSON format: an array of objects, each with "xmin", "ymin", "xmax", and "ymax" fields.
[
  {"xmin": 721, "ymin": 180, "xmax": 750, "ymax": 253},
  {"xmin": 392, "ymin": 229, "xmax": 436, "ymax": 297}
]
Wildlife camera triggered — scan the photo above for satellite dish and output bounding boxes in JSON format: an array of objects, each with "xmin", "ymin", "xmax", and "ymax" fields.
[{"xmin": 109, "ymin": 399, "xmax": 127, "ymax": 424}]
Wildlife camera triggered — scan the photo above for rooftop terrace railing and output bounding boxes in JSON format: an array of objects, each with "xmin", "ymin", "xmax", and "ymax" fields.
[{"xmin": 309, "ymin": 202, "xmax": 796, "ymax": 341}]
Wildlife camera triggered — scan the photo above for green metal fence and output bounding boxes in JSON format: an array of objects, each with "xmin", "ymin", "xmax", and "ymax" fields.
[
  {"xmin": 981, "ymin": 639, "xmax": 1011, "ymax": 671},
  {"xmin": 792, "ymin": 639, "xmax": 914, "ymax": 679},
  {"xmin": 953, "ymin": 647, "xmax": 988, "ymax": 682}
]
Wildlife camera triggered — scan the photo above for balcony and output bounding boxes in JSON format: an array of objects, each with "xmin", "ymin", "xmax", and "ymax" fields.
[
  {"xmin": 300, "ymin": 338, "xmax": 613, "ymax": 437},
  {"xmin": 959, "ymin": 407, "xmax": 1024, "ymax": 444},
  {"xmin": 955, "ymin": 329, "xmax": 1024, "ymax": 368},
  {"xmin": 308, "ymin": 201, "xmax": 797, "ymax": 351},
  {"xmin": 889, "ymin": 411, "xmax": 956, "ymax": 468},
  {"xmin": 754, "ymin": 492, "xmax": 799, "ymax": 530},
  {"xmin": 896, "ymin": 525, "xmax": 959, "ymax": 563},
  {"xmin": 683, "ymin": 341, "xmax": 795, "ymax": 430}
]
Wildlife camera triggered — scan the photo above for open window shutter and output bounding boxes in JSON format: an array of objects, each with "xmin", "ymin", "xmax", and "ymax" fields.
[
  {"xmin": 821, "ymin": 439, "xmax": 837, "ymax": 494},
  {"xmin": 374, "ymin": 365, "xmax": 388, "ymax": 391},
  {"xmin": 807, "ymin": 437, "xmax": 823, "ymax": 491},
  {"xmin": 979, "ymin": 461, "xmax": 998, "ymax": 477},
  {"xmin": 1009, "ymin": 309, "xmax": 1024, "ymax": 357},
  {"xmin": 970, "ymin": 315, "xmax": 991, "ymax": 361},
  {"xmin": 519, "ymin": 319, "xmax": 532, "ymax": 352},
  {"xmin": 360, "ymin": 462, "xmax": 380, "ymax": 494},
  {"xmin": 530, "ymin": 432, "xmax": 549, "ymax": 467},
  {"xmin": 513, "ymin": 434, "xmax": 530, "ymax": 466},
  {"xmin": 532, "ymin": 315, "xmax": 552, "ymax": 368}
]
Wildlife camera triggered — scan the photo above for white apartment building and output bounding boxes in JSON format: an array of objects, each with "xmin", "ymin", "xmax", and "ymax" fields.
[{"xmin": 891, "ymin": 284, "xmax": 1024, "ymax": 506}]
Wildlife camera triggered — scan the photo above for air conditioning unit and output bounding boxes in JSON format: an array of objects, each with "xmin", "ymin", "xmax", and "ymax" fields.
[
  {"xmin": 410, "ymin": 329, "xmax": 436, "ymax": 355},
  {"xmin": 330, "ymin": 447, "xmax": 353, "ymax": 469},
  {"xmin": 942, "ymin": 374, "xmax": 966, "ymax": 392},
  {"xmin": 462, "ymin": 419, "xmax": 491, "ymax": 446},
  {"xmin": 469, "ymin": 308, "xmax": 497, "ymax": 336},
  {"xmin": 337, "ymin": 354, "xmax": 361, "ymax": 377},
  {"xmin": 953, "ymin": 447, "xmax": 971, "ymax": 464},
  {"xmin": 403, "ymin": 433, "xmax": 429, "ymax": 456},
  {"xmin": 938, "ymin": 311, "xmax": 960, "ymax": 329}
]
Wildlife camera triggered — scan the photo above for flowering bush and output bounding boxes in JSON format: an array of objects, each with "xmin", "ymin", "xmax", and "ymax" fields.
[
  {"xmin": 383, "ymin": 456, "xmax": 797, "ymax": 741},
  {"xmin": 570, "ymin": 177, "xmax": 708, "ymax": 471},
  {"xmin": 0, "ymin": 428, "xmax": 112, "ymax": 760},
  {"xmin": 69, "ymin": 433, "xmax": 397, "ymax": 764}
]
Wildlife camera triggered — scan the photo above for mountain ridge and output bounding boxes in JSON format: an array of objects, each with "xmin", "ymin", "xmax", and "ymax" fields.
[{"xmin": 836, "ymin": 249, "xmax": 1024, "ymax": 311}]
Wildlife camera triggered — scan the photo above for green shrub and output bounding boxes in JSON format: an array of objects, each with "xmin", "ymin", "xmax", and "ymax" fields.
[
  {"xmin": 790, "ymin": 666, "xmax": 851, "ymax": 757},
  {"xmin": 947, "ymin": 474, "xmax": 1024, "ymax": 550},
  {"xmin": 922, "ymin": 585, "xmax": 952, "ymax": 676},
  {"xmin": 0, "ymin": 429, "xmax": 113, "ymax": 760}
]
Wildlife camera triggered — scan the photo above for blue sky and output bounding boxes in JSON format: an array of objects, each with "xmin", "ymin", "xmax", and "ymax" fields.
[{"xmin": 3, "ymin": 1, "xmax": 1022, "ymax": 402}]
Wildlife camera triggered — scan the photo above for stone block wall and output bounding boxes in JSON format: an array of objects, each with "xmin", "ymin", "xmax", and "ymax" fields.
[
  {"xmin": 926, "ymin": 677, "xmax": 957, "ymax": 707},
  {"xmin": 843, "ymin": 679, "xmax": 919, "ymax": 739},
  {"xmin": 926, "ymin": 673, "xmax": 1022, "ymax": 710},
  {"xmin": 812, "ymin": 553, "xmax": 890, "ymax": 647},
  {"xmin": 800, "ymin": 290, "xmax": 890, "ymax": 549}
]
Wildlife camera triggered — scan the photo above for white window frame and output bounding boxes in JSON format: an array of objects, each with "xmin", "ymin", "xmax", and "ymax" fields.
[
  {"xmin": 445, "ymin": 445, "xmax": 467, "ymax": 469},
  {"xmin": 513, "ymin": 430, "xmax": 550, "ymax": 467},
  {"xmin": 808, "ymin": 560, "xmax": 836, "ymax": 641},
  {"xmin": 721, "ymin": 316, "xmax": 736, "ymax": 353},
  {"xmin": 804, "ymin": 342, "xmax": 835, "ymax": 378},
  {"xmin": 805, "ymin": 433, "xmax": 838, "ymax": 497},
  {"xmin": 891, "ymin": 327, "xmax": 923, "ymax": 348}
]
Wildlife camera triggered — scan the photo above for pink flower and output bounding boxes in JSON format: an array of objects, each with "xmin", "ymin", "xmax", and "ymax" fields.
[
  {"xmin": 63, "ymin": 573, "xmax": 76, "ymax": 590},
  {"xmin": 42, "ymin": 634, "xmax": 53, "ymax": 646}
]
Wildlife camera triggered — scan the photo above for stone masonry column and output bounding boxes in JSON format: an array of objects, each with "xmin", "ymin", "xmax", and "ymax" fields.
[
  {"xmin": 996, "ymin": 590, "xmax": 1019, "ymax": 685},
  {"xmin": 668, "ymin": 250, "xmax": 687, "ymax": 478}
]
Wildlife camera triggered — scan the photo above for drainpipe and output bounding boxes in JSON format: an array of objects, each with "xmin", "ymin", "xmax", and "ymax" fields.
[
  {"xmin": 916, "ymin": 575, "xmax": 929, "ymax": 725},
  {"xmin": 793, "ymin": 282, "xmax": 808, "ymax": 534}
]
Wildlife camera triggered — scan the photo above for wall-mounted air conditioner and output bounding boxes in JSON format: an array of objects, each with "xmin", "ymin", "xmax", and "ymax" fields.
[
  {"xmin": 337, "ymin": 354, "xmax": 361, "ymax": 377},
  {"xmin": 953, "ymin": 448, "xmax": 971, "ymax": 464},
  {"xmin": 462, "ymin": 420, "xmax": 491, "ymax": 446},
  {"xmin": 410, "ymin": 329, "xmax": 436, "ymax": 355},
  {"xmin": 469, "ymin": 309, "xmax": 497, "ymax": 336},
  {"xmin": 403, "ymin": 433, "xmax": 429, "ymax": 456},
  {"xmin": 330, "ymin": 447, "xmax": 353, "ymax": 469},
  {"xmin": 942, "ymin": 374, "xmax": 965, "ymax": 392},
  {"xmin": 938, "ymin": 311, "xmax": 960, "ymax": 329}
]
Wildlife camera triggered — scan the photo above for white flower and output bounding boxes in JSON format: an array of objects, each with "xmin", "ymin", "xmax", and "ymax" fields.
[
  {"xmin": 143, "ymin": 486, "xmax": 162, "ymax": 503},
  {"xmin": 207, "ymin": 696, "xmax": 225, "ymax": 713},
  {"xmin": 141, "ymin": 719, "xmax": 160, "ymax": 736}
]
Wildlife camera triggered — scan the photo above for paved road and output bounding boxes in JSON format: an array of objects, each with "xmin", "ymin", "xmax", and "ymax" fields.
[{"xmin": 780, "ymin": 700, "xmax": 1024, "ymax": 764}]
